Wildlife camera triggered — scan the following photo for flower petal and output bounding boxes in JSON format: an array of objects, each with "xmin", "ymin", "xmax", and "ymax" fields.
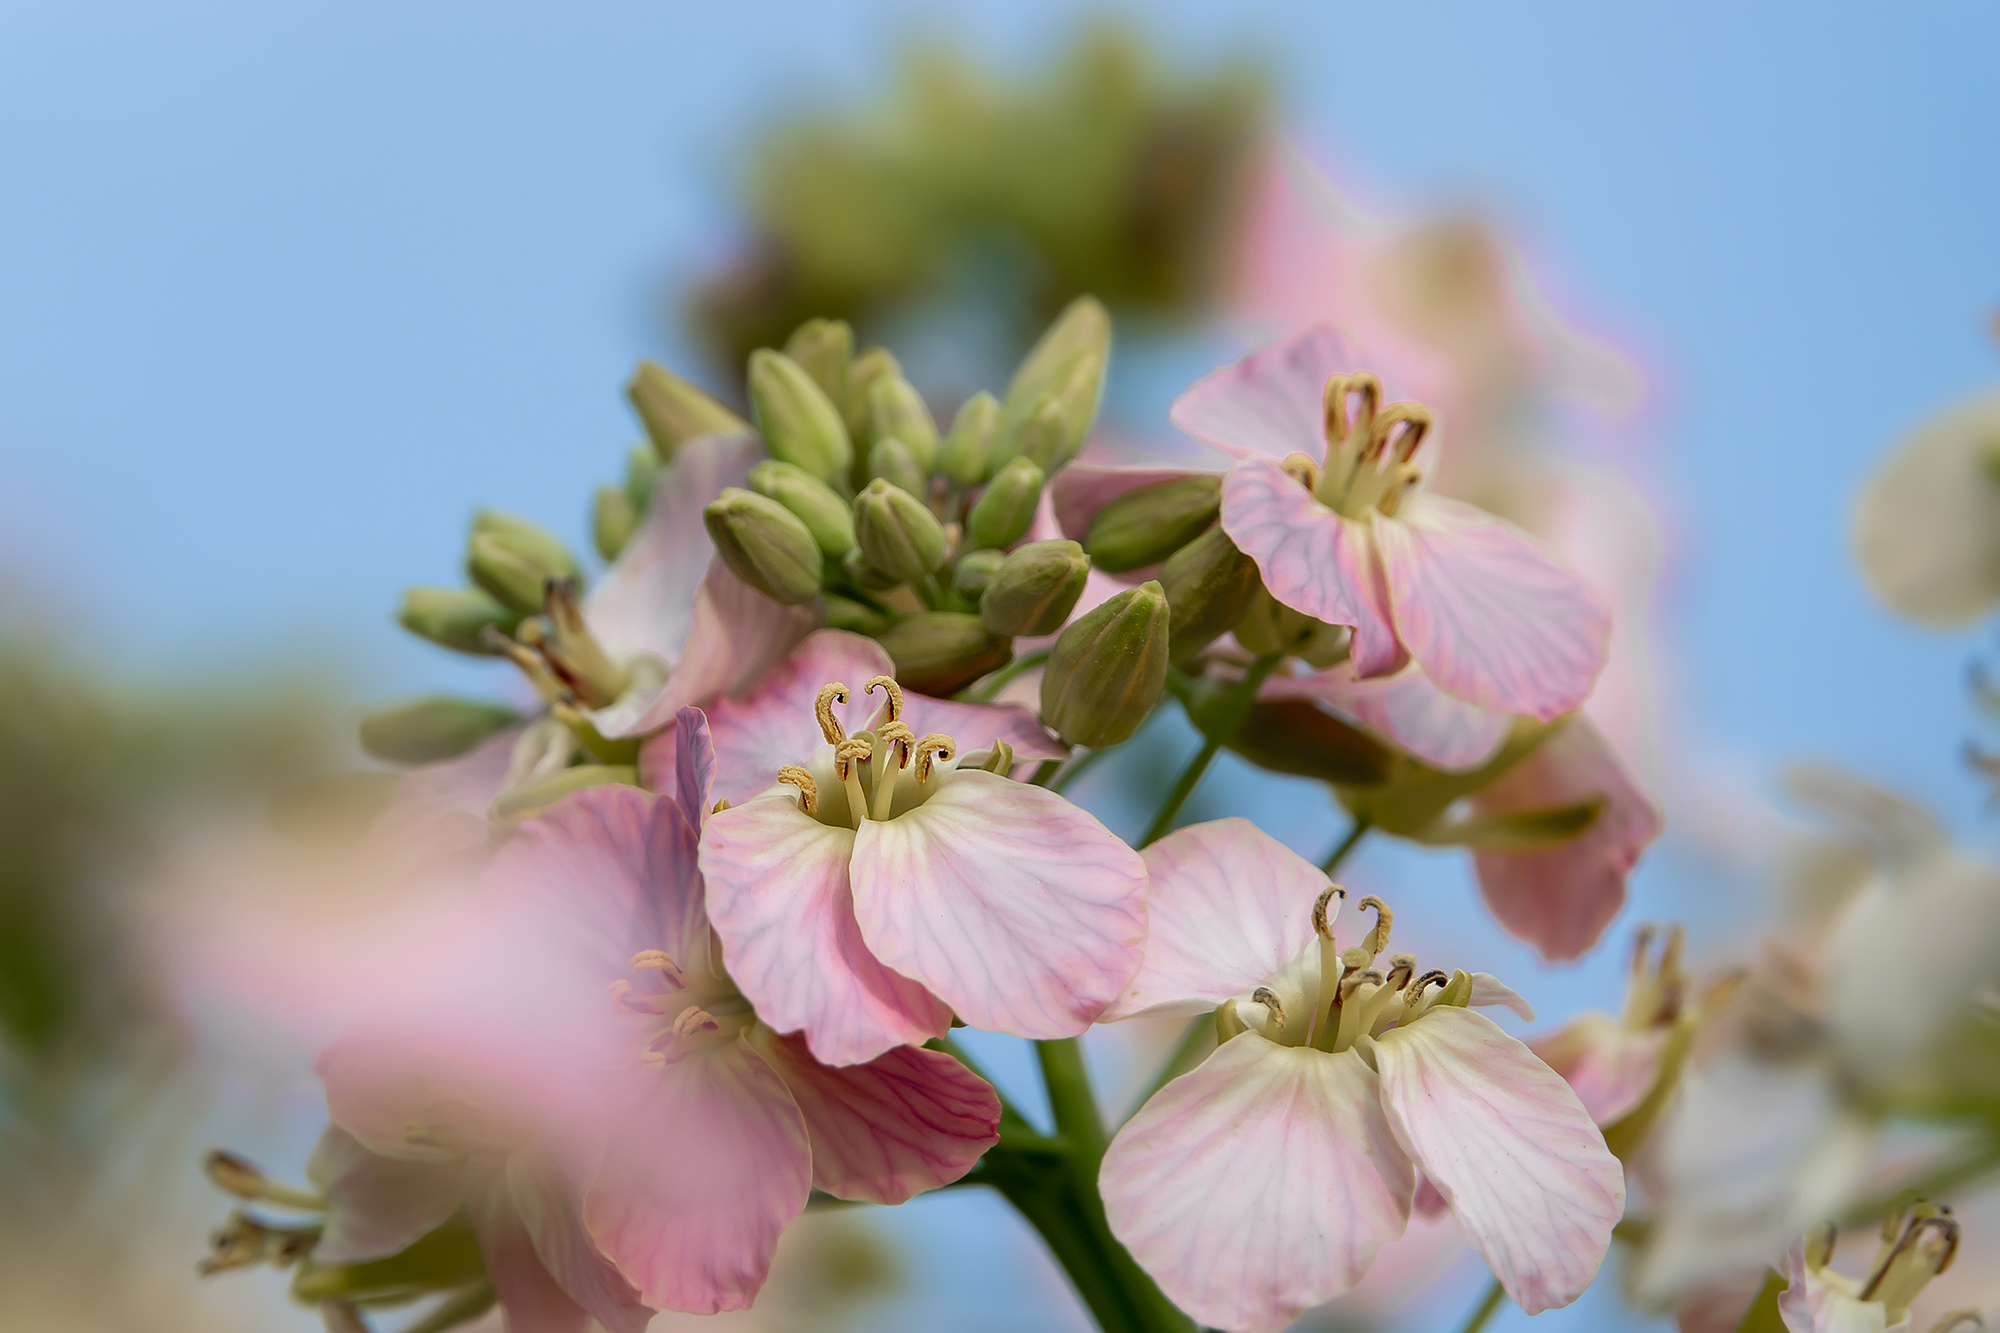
[
  {"xmin": 1529, "ymin": 1014, "xmax": 1667, "ymax": 1126},
  {"xmin": 1170, "ymin": 325, "xmax": 1357, "ymax": 462},
  {"xmin": 1469, "ymin": 716, "xmax": 1661, "ymax": 962},
  {"xmin": 1466, "ymin": 972, "xmax": 1537, "ymax": 1022},
  {"xmin": 1104, "ymin": 818, "xmax": 1328, "ymax": 1020},
  {"xmin": 699, "ymin": 792, "xmax": 953, "ymax": 1066},
  {"xmin": 306, "ymin": 1127, "xmax": 468, "ymax": 1264},
  {"xmin": 1260, "ymin": 663, "xmax": 1509, "ymax": 770},
  {"xmin": 1101, "ymin": 1035, "xmax": 1414, "ymax": 1333},
  {"xmin": 750, "ymin": 1028, "xmax": 1000, "ymax": 1204},
  {"xmin": 469, "ymin": 1180, "xmax": 593, "ymax": 1333},
  {"xmin": 583, "ymin": 1041, "xmax": 810, "ymax": 1314},
  {"xmin": 671, "ymin": 706, "xmax": 716, "ymax": 824},
  {"xmin": 850, "ymin": 772, "xmax": 1148, "ymax": 1038},
  {"xmin": 1221, "ymin": 454, "xmax": 1406, "ymax": 675},
  {"xmin": 1374, "ymin": 1007, "xmax": 1624, "ymax": 1315},
  {"xmin": 1373, "ymin": 493, "xmax": 1609, "ymax": 719},
  {"xmin": 1853, "ymin": 390, "xmax": 2000, "ymax": 626},
  {"xmin": 501, "ymin": 1155, "xmax": 652, "ymax": 1333},
  {"xmin": 586, "ymin": 432, "xmax": 762, "ymax": 664}
]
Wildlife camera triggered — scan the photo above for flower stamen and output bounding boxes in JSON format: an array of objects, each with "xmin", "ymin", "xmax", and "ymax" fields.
[
  {"xmin": 916, "ymin": 734, "xmax": 956, "ymax": 783},
  {"xmin": 1340, "ymin": 895, "xmax": 1392, "ymax": 969},
  {"xmin": 865, "ymin": 674, "xmax": 904, "ymax": 724},
  {"xmin": 1251, "ymin": 986, "xmax": 1286, "ymax": 1035},
  {"xmin": 776, "ymin": 765, "xmax": 818, "ymax": 815},
  {"xmin": 815, "ymin": 683, "xmax": 849, "ymax": 744}
]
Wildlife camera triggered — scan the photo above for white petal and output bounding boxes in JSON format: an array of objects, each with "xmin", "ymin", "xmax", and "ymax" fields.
[{"xmin": 1853, "ymin": 390, "xmax": 2000, "ymax": 626}]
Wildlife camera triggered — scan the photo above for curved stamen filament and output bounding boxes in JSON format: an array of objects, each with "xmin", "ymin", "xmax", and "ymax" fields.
[
  {"xmin": 815, "ymin": 683, "xmax": 849, "ymax": 744},
  {"xmin": 1307, "ymin": 884, "xmax": 1347, "ymax": 1045},
  {"xmin": 916, "ymin": 734, "xmax": 955, "ymax": 783},
  {"xmin": 1251, "ymin": 986, "xmax": 1286, "ymax": 1036},
  {"xmin": 865, "ymin": 674, "xmax": 904, "ymax": 724},
  {"xmin": 870, "ymin": 721, "xmax": 916, "ymax": 821},
  {"xmin": 776, "ymin": 765, "xmax": 818, "ymax": 815}
]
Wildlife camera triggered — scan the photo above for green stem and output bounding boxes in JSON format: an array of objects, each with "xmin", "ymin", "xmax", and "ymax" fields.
[
  {"xmin": 1455, "ymin": 1277, "xmax": 1508, "ymax": 1333},
  {"xmin": 1049, "ymin": 745, "xmax": 1111, "ymax": 794},
  {"xmin": 1029, "ymin": 759, "xmax": 1064, "ymax": 787},
  {"xmin": 1036, "ymin": 1038, "xmax": 1107, "ymax": 1158},
  {"xmin": 967, "ymin": 647, "xmax": 1052, "ymax": 702},
  {"xmin": 1139, "ymin": 655, "xmax": 1282, "ymax": 847},
  {"xmin": 1320, "ymin": 816, "xmax": 1372, "ymax": 876}
]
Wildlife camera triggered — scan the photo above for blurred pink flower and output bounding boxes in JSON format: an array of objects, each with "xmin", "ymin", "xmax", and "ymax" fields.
[
  {"xmin": 1097, "ymin": 820, "xmax": 1623, "ymax": 1332},
  {"xmin": 317, "ymin": 712, "xmax": 1000, "ymax": 1315},
  {"xmin": 1531, "ymin": 925, "xmax": 1686, "ymax": 1125},
  {"xmin": 696, "ymin": 637, "xmax": 1144, "ymax": 1065}
]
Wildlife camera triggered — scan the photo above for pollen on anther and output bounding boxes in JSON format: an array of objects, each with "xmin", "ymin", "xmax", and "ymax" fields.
[
  {"xmin": 915, "ymin": 733, "xmax": 955, "ymax": 782},
  {"xmin": 876, "ymin": 720, "xmax": 917, "ymax": 768},
  {"xmin": 865, "ymin": 674, "xmax": 905, "ymax": 723},
  {"xmin": 833, "ymin": 736, "xmax": 873, "ymax": 780},
  {"xmin": 1312, "ymin": 884, "xmax": 1346, "ymax": 938},
  {"xmin": 815, "ymin": 683, "xmax": 849, "ymax": 744},
  {"xmin": 1251, "ymin": 986, "xmax": 1286, "ymax": 1030},
  {"xmin": 776, "ymin": 765, "xmax": 819, "ymax": 814}
]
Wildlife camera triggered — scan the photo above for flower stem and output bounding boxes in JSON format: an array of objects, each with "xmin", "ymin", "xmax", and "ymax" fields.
[
  {"xmin": 1455, "ymin": 1277, "xmax": 1508, "ymax": 1333},
  {"xmin": 967, "ymin": 647, "xmax": 1052, "ymax": 702},
  {"xmin": 1139, "ymin": 655, "xmax": 1282, "ymax": 847},
  {"xmin": 1320, "ymin": 815, "xmax": 1372, "ymax": 876}
]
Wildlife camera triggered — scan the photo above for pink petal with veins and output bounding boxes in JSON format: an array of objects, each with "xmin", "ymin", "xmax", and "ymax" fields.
[
  {"xmin": 1470, "ymin": 716, "xmax": 1661, "ymax": 962},
  {"xmin": 1170, "ymin": 325, "xmax": 1358, "ymax": 462},
  {"xmin": 583, "ymin": 1041, "xmax": 810, "ymax": 1314},
  {"xmin": 470, "ymin": 1181, "xmax": 595, "ymax": 1333},
  {"xmin": 1105, "ymin": 818, "xmax": 1328, "ymax": 1020},
  {"xmin": 501, "ymin": 1156, "xmax": 653, "ymax": 1333},
  {"xmin": 753, "ymin": 1029, "xmax": 1000, "ymax": 1204},
  {"xmin": 849, "ymin": 771, "xmax": 1147, "ymax": 1039},
  {"xmin": 1373, "ymin": 493, "xmax": 1608, "ymax": 720},
  {"xmin": 1101, "ymin": 1035, "xmax": 1414, "ymax": 1333},
  {"xmin": 1260, "ymin": 664, "xmax": 1509, "ymax": 770},
  {"xmin": 699, "ymin": 791, "xmax": 952, "ymax": 1066},
  {"xmin": 1374, "ymin": 1008, "xmax": 1624, "ymax": 1315},
  {"xmin": 1221, "ymin": 454, "xmax": 1406, "ymax": 676}
]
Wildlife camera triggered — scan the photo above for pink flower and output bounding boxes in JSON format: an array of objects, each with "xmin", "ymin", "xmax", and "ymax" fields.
[
  {"xmin": 1097, "ymin": 819, "xmax": 1623, "ymax": 1333},
  {"xmin": 696, "ymin": 633, "xmax": 1146, "ymax": 1066},
  {"xmin": 1180, "ymin": 327, "xmax": 1610, "ymax": 719},
  {"xmin": 318, "ymin": 710, "xmax": 1000, "ymax": 1316},
  {"xmin": 1775, "ymin": 1210, "xmax": 1970, "ymax": 1333},
  {"xmin": 1531, "ymin": 925, "xmax": 1686, "ymax": 1125}
]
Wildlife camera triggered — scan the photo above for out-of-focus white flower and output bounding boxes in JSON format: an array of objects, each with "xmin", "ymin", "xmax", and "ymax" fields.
[{"xmin": 1853, "ymin": 391, "xmax": 2000, "ymax": 627}]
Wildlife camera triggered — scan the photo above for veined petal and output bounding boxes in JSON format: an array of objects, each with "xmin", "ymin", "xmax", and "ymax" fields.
[
  {"xmin": 1170, "ymin": 325, "xmax": 1357, "ymax": 462},
  {"xmin": 1260, "ymin": 664, "xmax": 1509, "ymax": 771},
  {"xmin": 1374, "ymin": 494, "xmax": 1609, "ymax": 719},
  {"xmin": 699, "ymin": 792, "xmax": 953, "ymax": 1066},
  {"xmin": 1530, "ymin": 1014, "xmax": 1667, "ymax": 1126},
  {"xmin": 1466, "ymin": 972, "xmax": 1537, "ymax": 1022},
  {"xmin": 1469, "ymin": 716, "xmax": 1661, "ymax": 962},
  {"xmin": 584, "ymin": 1041, "xmax": 810, "ymax": 1314},
  {"xmin": 670, "ymin": 706, "xmax": 716, "ymax": 824},
  {"xmin": 306, "ymin": 1127, "xmax": 467, "ymax": 1265},
  {"xmin": 469, "ymin": 1179, "xmax": 593, "ymax": 1333},
  {"xmin": 502, "ymin": 1155, "xmax": 652, "ymax": 1333},
  {"xmin": 1105, "ymin": 818, "xmax": 1328, "ymax": 1020},
  {"xmin": 1051, "ymin": 462, "xmax": 1218, "ymax": 542},
  {"xmin": 587, "ymin": 432, "xmax": 762, "ymax": 665},
  {"xmin": 849, "ymin": 772, "xmax": 1147, "ymax": 1038},
  {"xmin": 1101, "ymin": 1035, "xmax": 1414, "ymax": 1333},
  {"xmin": 1221, "ymin": 454, "xmax": 1405, "ymax": 675},
  {"xmin": 1374, "ymin": 1008, "xmax": 1624, "ymax": 1315},
  {"xmin": 751, "ymin": 1028, "xmax": 1000, "ymax": 1204}
]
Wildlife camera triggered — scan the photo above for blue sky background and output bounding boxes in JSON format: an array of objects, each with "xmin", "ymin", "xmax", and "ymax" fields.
[{"xmin": 5, "ymin": 3, "xmax": 1998, "ymax": 1330}]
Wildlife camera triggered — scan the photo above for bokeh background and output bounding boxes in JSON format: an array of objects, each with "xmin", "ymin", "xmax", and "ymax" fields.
[{"xmin": 3, "ymin": 3, "xmax": 1997, "ymax": 1330}]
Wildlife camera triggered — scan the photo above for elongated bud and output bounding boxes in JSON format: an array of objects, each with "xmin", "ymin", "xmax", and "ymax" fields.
[
  {"xmin": 464, "ymin": 511, "xmax": 581, "ymax": 617},
  {"xmin": 748, "ymin": 459, "xmax": 855, "ymax": 558},
  {"xmin": 748, "ymin": 348, "xmax": 852, "ymax": 484},
  {"xmin": 824, "ymin": 593, "xmax": 892, "ymax": 635},
  {"xmin": 1162, "ymin": 525, "xmax": 1259, "ymax": 664},
  {"xmin": 627, "ymin": 360, "xmax": 749, "ymax": 460},
  {"xmin": 843, "ymin": 346, "xmax": 901, "ymax": 445},
  {"xmin": 1234, "ymin": 585, "xmax": 1350, "ymax": 668},
  {"xmin": 703, "ymin": 488, "xmax": 824, "ymax": 605},
  {"xmin": 995, "ymin": 350, "xmax": 1103, "ymax": 473},
  {"xmin": 841, "ymin": 546, "xmax": 901, "ymax": 591},
  {"xmin": 853, "ymin": 478, "xmax": 947, "ymax": 584},
  {"xmin": 953, "ymin": 549, "xmax": 1005, "ymax": 601},
  {"xmin": 1084, "ymin": 475, "xmax": 1222, "ymax": 572},
  {"xmin": 397, "ymin": 587, "xmax": 518, "ymax": 656},
  {"xmin": 938, "ymin": 391, "xmax": 1002, "ymax": 489},
  {"xmin": 592, "ymin": 485, "xmax": 640, "ymax": 562},
  {"xmin": 877, "ymin": 612, "xmax": 1012, "ymax": 695},
  {"xmin": 867, "ymin": 374, "xmax": 940, "ymax": 475},
  {"xmin": 1005, "ymin": 295, "xmax": 1111, "ymax": 413},
  {"xmin": 867, "ymin": 437, "xmax": 928, "ymax": 499},
  {"xmin": 982, "ymin": 539, "xmax": 1090, "ymax": 637},
  {"xmin": 1041, "ymin": 579, "xmax": 1168, "ymax": 747},
  {"xmin": 490, "ymin": 764, "xmax": 638, "ymax": 826},
  {"xmin": 623, "ymin": 444, "xmax": 661, "ymax": 513},
  {"xmin": 966, "ymin": 457, "xmax": 1046, "ymax": 550},
  {"xmin": 784, "ymin": 317, "xmax": 853, "ymax": 408},
  {"xmin": 359, "ymin": 697, "xmax": 522, "ymax": 766}
]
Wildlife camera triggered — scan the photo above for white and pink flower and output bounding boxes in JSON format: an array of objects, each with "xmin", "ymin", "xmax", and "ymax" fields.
[{"xmin": 1097, "ymin": 819, "xmax": 1624, "ymax": 1333}]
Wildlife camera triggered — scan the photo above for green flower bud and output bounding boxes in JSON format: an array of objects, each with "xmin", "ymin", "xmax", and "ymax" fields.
[
  {"xmin": 853, "ymin": 477, "xmax": 947, "ymax": 585},
  {"xmin": 472, "ymin": 510, "xmax": 581, "ymax": 578},
  {"xmin": 626, "ymin": 360, "xmax": 749, "ymax": 461},
  {"xmin": 749, "ymin": 459, "xmax": 855, "ymax": 558},
  {"xmin": 748, "ymin": 348, "xmax": 852, "ymax": 484},
  {"xmin": 359, "ymin": 696, "xmax": 522, "ymax": 766},
  {"xmin": 1234, "ymin": 586, "xmax": 1351, "ymax": 668},
  {"xmin": 1005, "ymin": 295, "xmax": 1112, "ymax": 414},
  {"xmin": 877, "ymin": 612, "xmax": 1013, "ymax": 696},
  {"xmin": 1084, "ymin": 476, "xmax": 1223, "ymax": 572},
  {"xmin": 938, "ymin": 391, "xmax": 1002, "ymax": 489},
  {"xmin": 592, "ymin": 485, "xmax": 640, "ymax": 562},
  {"xmin": 702, "ymin": 487, "xmax": 824, "ymax": 605},
  {"xmin": 1161, "ymin": 525, "xmax": 1260, "ymax": 665},
  {"xmin": 843, "ymin": 346, "xmax": 901, "ymax": 443},
  {"xmin": 994, "ymin": 349, "xmax": 1104, "ymax": 474},
  {"xmin": 824, "ymin": 593, "xmax": 892, "ymax": 636},
  {"xmin": 842, "ymin": 546, "xmax": 901, "ymax": 592},
  {"xmin": 1041, "ymin": 579, "xmax": 1169, "ymax": 747},
  {"xmin": 624, "ymin": 444, "xmax": 661, "ymax": 512},
  {"xmin": 466, "ymin": 512, "xmax": 580, "ymax": 617},
  {"xmin": 952, "ymin": 549, "xmax": 1005, "ymax": 602},
  {"xmin": 867, "ymin": 374, "xmax": 940, "ymax": 475},
  {"xmin": 867, "ymin": 437, "xmax": 929, "ymax": 499},
  {"xmin": 966, "ymin": 457, "xmax": 1047, "ymax": 550},
  {"xmin": 396, "ymin": 587, "xmax": 518, "ymax": 656},
  {"xmin": 784, "ymin": 317, "xmax": 853, "ymax": 409},
  {"xmin": 981, "ymin": 539, "xmax": 1090, "ymax": 637}
]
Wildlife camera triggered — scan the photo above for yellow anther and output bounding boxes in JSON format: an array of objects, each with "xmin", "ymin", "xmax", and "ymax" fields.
[
  {"xmin": 630, "ymin": 949, "xmax": 684, "ymax": 984},
  {"xmin": 1251, "ymin": 987, "xmax": 1286, "ymax": 1032},
  {"xmin": 1369, "ymin": 401, "xmax": 1434, "ymax": 463},
  {"xmin": 875, "ymin": 720, "xmax": 916, "ymax": 768},
  {"xmin": 712, "ymin": 798, "xmax": 731, "ymax": 814},
  {"xmin": 1281, "ymin": 451, "xmax": 1322, "ymax": 492},
  {"xmin": 1383, "ymin": 953, "xmax": 1416, "ymax": 990},
  {"xmin": 1354, "ymin": 895, "xmax": 1392, "ymax": 959},
  {"xmin": 608, "ymin": 979, "xmax": 633, "ymax": 1000},
  {"xmin": 865, "ymin": 674, "xmax": 904, "ymax": 722},
  {"xmin": 1404, "ymin": 968, "xmax": 1450, "ymax": 1006},
  {"xmin": 776, "ymin": 765, "xmax": 818, "ymax": 814},
  {"xmin": 833, "ymin": 736, "xmax": 873, "ymax": 779},
  {"xmin": 815, "ymin": 683, "xmax": 849, "ymax": 744},
  {"xmin": 1312, "ymin": 884, "xmax": 1346, "ymax": 939},
  {"xmin": 1323, "ymin": 371, "xmax": 1383, "ymax": 445},
  {"xmin": 916, "ymin": 733, "xmax": 956, "ymax": 782},
  {"xmin": 672, "ymin": 1005, "xmax": 720, "ymax": 1038}
]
